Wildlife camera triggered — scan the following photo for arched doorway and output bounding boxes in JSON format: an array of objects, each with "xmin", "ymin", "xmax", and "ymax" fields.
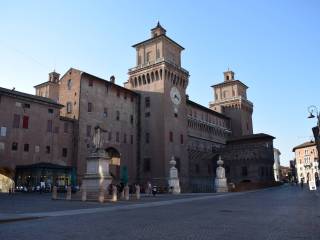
[
  {"xmin": 106, "ymin": 147, "xmax": 121, "ymax": 183},
  {"xmin": 0, "ymin": 168, "xmax": 14, "ymax": 193}
]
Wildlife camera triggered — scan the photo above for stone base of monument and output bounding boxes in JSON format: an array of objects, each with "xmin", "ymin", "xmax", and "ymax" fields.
[
  {"xmin": 168, "ymin": 157, "xmax": 181, "ymax": 194},
  {"xmin": 81, "ymin": 175, "xmax": 112, "ymax": 202},
  {"xmin": 214, "ymin": 178, "xmax": 228, "ymax": 192},
  {"xmin": 168, "ymin": 178, "xmax": 181, "ymax": 194},
  {"xmin": 80, "ymin": 149, "xmax": 113, "ymax": 202}
]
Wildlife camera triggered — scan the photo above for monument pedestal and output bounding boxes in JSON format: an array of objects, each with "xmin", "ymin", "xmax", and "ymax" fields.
[
  {"xmin": 214, "ymin": 156, "xmax": 228, "ymax": 193},
  {"xmin": 81, "ymin": 149, "xmax": 112, "ymax": 202},
  {"xmin": 168, "ymin": 157, "xmax": 181, "ymax": 194}
]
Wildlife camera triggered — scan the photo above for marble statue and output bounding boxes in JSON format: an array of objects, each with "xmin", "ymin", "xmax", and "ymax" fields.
[{"xmin": 92, "ymin": 125, "xmax": 105, "ymax": 150}]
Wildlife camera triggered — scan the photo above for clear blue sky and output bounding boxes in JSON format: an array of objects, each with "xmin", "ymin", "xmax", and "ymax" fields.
[{"xmin": 1, "ymin": 1, "xmax": 320, "ymax": 166}]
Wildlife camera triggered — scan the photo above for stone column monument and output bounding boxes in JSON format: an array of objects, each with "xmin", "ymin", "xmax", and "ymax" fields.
[
  {"xmin": 214, "ymin": 156, "xmax": 228, "ymax": 192},
  {"xmin": 168, "ymin": 156, "xmax": 181, "ymax": 194},
  {"xmin": 81, "ymin": 126, "xmax": 112, "ymax": 202}
]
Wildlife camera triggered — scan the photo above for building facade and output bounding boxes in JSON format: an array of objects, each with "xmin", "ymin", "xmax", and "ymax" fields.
[
  {"xmin": 0, "ymin": 23, "xmax": 275, "ymax": 192},
  {"xmin": 293, "ymin": 141, "xmax": 319, "ymax": 183}
]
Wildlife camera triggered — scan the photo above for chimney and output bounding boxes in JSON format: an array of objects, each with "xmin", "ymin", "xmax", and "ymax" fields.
[{"xmin": 110, "ymin": 75, "xmax": 115, "ymax": 83}]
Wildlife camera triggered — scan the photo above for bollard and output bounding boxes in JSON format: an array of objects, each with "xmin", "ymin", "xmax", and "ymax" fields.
[
  {"xmin": 112, "ymin": 185, "xmax": 117, "ymax": 202},
  {"xmin": 120, "ymin": 190, "xmax": 125, "ymax": 200},
  {"xmin": 52, "ymin": 186, "xmax": 57, "ymax": 200},
  {"xmin": 98, "ymin": 187, "xmax": 105, "ymax": 203},
  {"xmin": 66, "ymin": 186, "xmax": 72, "ymax": 200},
  {"xmin": 81, "ymin": 187, "xmax": 87, "ymax": 202},
  {"xmin": 124, "ymin": 185, "xmax": 130, "ymax": 201},
  {"xmin": 135, "ymin": 185, "xmax": 140, "ymax": 200}
]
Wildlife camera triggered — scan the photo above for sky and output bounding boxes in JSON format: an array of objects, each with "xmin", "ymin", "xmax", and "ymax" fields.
[{"xmin": 1, "ymin": 0, "xmax": 320, "ymax": 166}]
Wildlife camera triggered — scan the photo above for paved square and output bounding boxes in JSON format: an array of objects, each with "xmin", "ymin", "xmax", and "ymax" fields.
[{"xmin": 0, "ymin": 186, "xmax": 319, "ymax": 240}]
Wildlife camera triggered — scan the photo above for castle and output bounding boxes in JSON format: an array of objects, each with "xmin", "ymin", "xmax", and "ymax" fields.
[{"xmin": 0, "ymin": 23, "xmax": 275, "ymax": 192}]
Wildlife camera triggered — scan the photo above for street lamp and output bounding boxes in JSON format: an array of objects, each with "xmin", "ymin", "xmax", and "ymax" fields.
[
  {"xmin": 307, "ymin": 105, "xmax": 320, "ymax": 183},
  {"xmin": 308, "ymin": 105, "xmax": 320, "ymax": 124}
]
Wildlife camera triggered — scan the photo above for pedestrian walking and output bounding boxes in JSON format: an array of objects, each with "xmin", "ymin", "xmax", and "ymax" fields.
[{"xmin": 152, "ymin": 185, "xmax": 157, "ymax": 196}]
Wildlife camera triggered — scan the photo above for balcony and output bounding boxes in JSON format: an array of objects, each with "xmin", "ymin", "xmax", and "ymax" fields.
[
  {"xmin": 128, "ymin": 57, "xmax": 189, "ymax": 75},
  {"xmin": 209, "ymin": 96, "xmax": 253, "ymax": 107}
]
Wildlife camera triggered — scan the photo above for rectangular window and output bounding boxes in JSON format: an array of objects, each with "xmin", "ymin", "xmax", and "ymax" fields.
[
  {"xmin": 24, "ymin": 143, "xmax": 29, "ymax": 152},
  {"xmin": 46, "ymin": 146, "xmax": 51, "ymax": 154},
  {"xmin": 22, "ymin": 116, "xmax": 29, "ymax": 129},
  {"xmin": 145, "ymin": 97, "xmax": 150, "ymax": 108},
  {"xmin": 146, "ymin": 132, "xmax": 150, "ymax": 143},
  {"xmin": 86, "ymin": 125, "xmax": 91, "ymax": 137},
  {"xmin": 12, "ymin": 142, "xmax": 18, "ymax": 151},
  {"xmin": 145, "ymin": 112, "xmax": 150, "ymax": 118},
  {"xmin": 124, "ymin": 134, "xmax": 127, "ymax": 143},
  {"xmin": 48, "ymin": 108, "xmax": 54, "ymax": 114},
  {"xmin": 169, "ymin": 131, "xmax": 173, "ymax": 142},
  {"xmin": 143, "ymin": 158, "xmax": 151, "ymax": 172},
  {"xmin": 89, "ymin": 79, "xmax": 93, "ymax": 87},
  {"xmin": 0, "ymin": 127, "xmax": 7, "ymax": 137},
  {"xmin": 130, "ymin": 135, "xmax": 133, "ymax": 144},
  {"xmin": 88, "ymin": 102, "xmax": 93, "ymax": 112},
  {"xmin": 130, "ymin": 115, "xmax": 133, "ymax": 124},
  {"xmin": 47, "ymin": 120, "xmax": 53, "ymax": 132},
  {"xmin": 15, "ymin": 102, "xmax": 22, "ymax": 107},
  {"xmin": 0, "ymin": 142, "xmax": 4, "ymax": 151},
  {"xmin": 146, "ymin": 51, "xmax": 151, "ymax": 63},
  {"xmin": 35, "ymin": 145, "xmax": 40, "ymax": 153},
  {"xmin": 103, "ymin": 108, "xmax": 108, "ymax": 118},
  {"xmin": 67, "ymin": 102, "xmax": 72, "ymax": 113},
  {"xmin": 116, "ymin": 132, "xmax": 120, "ymax": 142},
  {"xmin": 64, "ymin": 122, "xmax": 69, "ymax": 133},
  {"xmin": 242, "ymin": 166, "xmax": 248, "ymax": 176},
  {"xmin": 116, "ymin": 111, "xmax": 120, "ymax": 121},
  {"xmin": 67, "ymin": 79, "xmax": 72, "ymax": 90},
  {"xmin": 23, "ymin": 103, "xmax": 30, "ymax": 108},
  {"xmin": 13, "ymin": 114, "xmax": 20, "ymax": 128},
  {"xmin": 195, "ymin": 164, "xmax": 200, "ymax": 173},
  {"xmin": 108, "ymin": 132, "xmax": 112, "ymax": 141},
  {"xmin": 180, "ymin": 134, "xmax": 184, "ymax": 144},
  {"xmin": 62, "ymin": 148, "xmax": 68, "ymax": 157}
]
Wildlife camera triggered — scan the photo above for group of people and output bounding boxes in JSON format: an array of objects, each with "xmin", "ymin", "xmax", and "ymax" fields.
[{"xmin": 107, "ymin": 181, "xmax": 158, "ymax": 196}]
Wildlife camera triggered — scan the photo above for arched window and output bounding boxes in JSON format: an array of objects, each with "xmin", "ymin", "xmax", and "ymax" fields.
[
  {"xmin": 151, "ymin": 72, "xmax": 154, "ymax": 82},
  {"xmin": 138, "ymin": 76, "xmax": 142, "ymax": 86},
  {"xmin": 155, "ymin": 71, "xmax": 159, "ymax": 81},
  {"xmin": 160, "ymin": 69, "xmax": 163, "ymax": 79},
  {"xmin": 142, "ymin": 75, "xmax": 146, "ymax": 84},
  {"xmin": 147, "ymin": 73, "xmax": 150, "ymax": 84}
]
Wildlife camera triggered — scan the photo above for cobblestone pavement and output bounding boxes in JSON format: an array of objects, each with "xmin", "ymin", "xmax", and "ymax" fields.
[{"xmin": 0, "ymin": 185, "xmax": 319, "ymax": 240}]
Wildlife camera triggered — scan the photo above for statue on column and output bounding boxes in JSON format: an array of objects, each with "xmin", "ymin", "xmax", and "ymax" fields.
[{"xmin": 214, "ymin": 155, "xmax": 228, "ymax": 192}]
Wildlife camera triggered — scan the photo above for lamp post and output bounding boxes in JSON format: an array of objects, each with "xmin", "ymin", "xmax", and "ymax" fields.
[{"xmin": 307, "ymin": 105, "xmax": 320, "ymax": 184}]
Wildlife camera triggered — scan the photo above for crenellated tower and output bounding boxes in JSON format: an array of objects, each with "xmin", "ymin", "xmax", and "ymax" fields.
[
  {"xmin": 209, "ymin": 70, "xmax": 253, "ymax": 137},
  {"xmin": 125, "ymin": 22, "xmax": 190, "ymax": 189}
]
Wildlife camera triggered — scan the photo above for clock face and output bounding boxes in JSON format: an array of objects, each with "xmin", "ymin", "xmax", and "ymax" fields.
[{"xmin": 170, "ymin": 87, "xmax": 181, "ymax": 105}]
